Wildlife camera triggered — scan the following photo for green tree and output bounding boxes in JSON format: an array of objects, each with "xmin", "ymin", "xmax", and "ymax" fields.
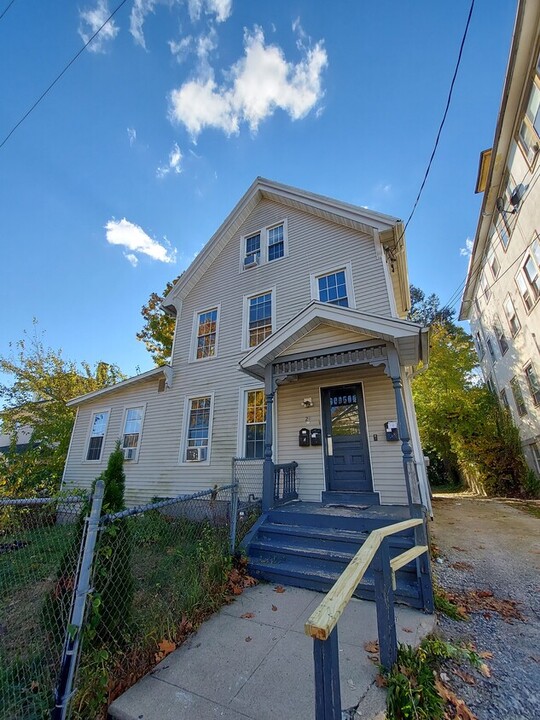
[
  {"xmin": 409, "ymin": 285, "xmax": 456, "ymax": 327},
  {"xmin": 0, "ymin": 325, "xmax": 125, "ymax": 496},
  {"xmin": 136, "ymin": 277, "xmax": 180, "ymax": 366}
]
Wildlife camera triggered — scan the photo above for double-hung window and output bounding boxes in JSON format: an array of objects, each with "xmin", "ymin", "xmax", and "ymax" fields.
[
  {"xmin": 500, "ymin": 388, "xmax": 510, "ymax": 411},
  {"xmin": 503, "ymin": 295, "xmax": 520, "ymax": 336},
  {"xmin": 122, "ymin": 406, "xmax": 145, "ymax": 461},
  {"xmin": 510, "ymin": 376, "xmax": 527, "ymax": 416},
  {"xmin": 316, "ymin": 270, "xmax": 349, "ymax": 307},
  {"xmin": 493, "ymin": 316, "xmax": 509, "ymax": 356},
  {"xmin": 518, "ymin": 52, "xmax": 540, "ymax": 163},
  {"xmin": 474, "ymin": 331, "xmax": 485, "ymax": 360},
  {"xmin": 524, "ymin": 363, "xmax": 540, "ymax": 406},
  {"xmin": 247, "ymin": 292, "xmax": 273, "ymax": 347},
  {"xmin": 486, "ymin": 337, "xmax": 496, "ymax": 363},
  {"xmin": 244, "ymin": 233, "xmax": 261, "ymax": 267},
  {"xmin": 244, "ymin": 389, "xmax": 267, "ymax": 458},
  {"xmin": 487, "ymin": 245, "xmax": 500, "ymax": 279},
  {"xmin": 86, "ymin": 411, "xmax": 109, "ymax": 461},
  {"xmin": 195, "ymin": 308, "xmax": 218, "ymax": 360},
  {"xmin": 184, "ymin": 396, "xmax": 212, "ymax": 462},
  {"xmin": 479, "ymin": 272, "xmax": 491, "ymax": 304},
  {"xmin": 267, "ymin": 224, "xmax": 285, "ymax": 261},
  {"xmin": 516, "ymin": 237, "xmax": 540, "ymax": 311}
]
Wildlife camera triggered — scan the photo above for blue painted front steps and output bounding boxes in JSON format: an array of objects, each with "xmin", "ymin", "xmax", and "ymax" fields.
[{"xmin": 244, "ymin": 503, "xmax": 426, "ymax": 609}]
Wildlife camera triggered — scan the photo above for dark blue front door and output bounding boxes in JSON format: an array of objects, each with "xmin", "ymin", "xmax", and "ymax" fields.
[{"xmin": 322, "ymin": 384, "xmax": 373, "ymax": 492}]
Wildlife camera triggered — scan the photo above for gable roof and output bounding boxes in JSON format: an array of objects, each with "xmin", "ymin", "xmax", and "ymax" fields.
[
  {"xmin": 66, "ymin": 365, "xmax": 172, "ymax": 407},
  {"xmin": 239, "ymin": 301, "xmax": 428, "ymax": 379},
  {"xmin": 163, "ymin": 177, "xmax": 409, "ymax": 314}
]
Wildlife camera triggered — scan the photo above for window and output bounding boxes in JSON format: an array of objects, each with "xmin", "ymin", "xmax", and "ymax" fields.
[
  {"xmin": 531, "ymin": 442, "xmax": 540, "ymax": 474},
  {"xmin": 510, "ymin": 376, "xmax": 527, "ymax": 416},
  {"xmin": 317, "ymin": 270, "xmax": 349, "ymax": 307},
  {"xmin": 518, "ymin": 53, "xmax": 540, "ymax": 163},
  {"xmin": 195, "ymin": 308, "xmax": 218, "ymax": 360},
  {"xmin": 493, "ymin": 316, "xmax": 509, "ymax": 355},
  {"xmin": 500, "ymin": 388, "xmax": 510, "ymax": 411},
  {"xmin": 122, "ymin": 406, "xmax": 145, "ymax": 461},
  {"xmin": 246, "ymin": 291, "xmax": 273, "ymax": 348},
  {"xmin": 86, "ymin": 411, "xmax": 109, "ymax": 461},
  {"xmin": 183, "ymin": 396, "xmax": 212, "ymax": 462},
  {"xmin": 244, "ymin": 389, "xmax": 267, "ymax": 458},
  {"xmin": 479, "ymin": 272, "xmax": 491, "ymax": 304},
  {"xmin": 487, "ymin": 245, "xmax": 500, "ymax": 279},
  {"xmin": 524, "ymin": 363, "xmax": 540, "ymax": 405},
  {"xmin": 244, "ymin": 232, "xmax": 261, "ymax": 267},
  {"xmin": 475, "ymin": 331, "xmax": 485, "ymax": 360},
  {"xmin": 486, "ymin": 337, "xmax": 496, "ymax": 362},
  {"xmin": 516, "ymin": 237, "xmax": 540, "ymax": 311},
  {"xmin": 267, "ymin": 224, "xmax": 284, "ymax": 261},
  {"xmin": 486, "ymin": 374, "xmax": 495, "ymax": 394},
  {"xmin": 503, "ymin": 295, "xmax": 520, "ymax": 336}
]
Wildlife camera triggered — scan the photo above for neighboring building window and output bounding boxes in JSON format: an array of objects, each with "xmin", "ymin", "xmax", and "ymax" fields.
[
  {"xmin": 245, "ymin": 389, "xmax": 267, "ymax": 458},
  {"xmin": 195, "ymin": 308, "xmax": 218, "ymax": 359},
  {"xmin": 317, "ymin": 270, "xmax": 349, "ymax": 307},
  {"xmin": 486, "ymin": 337, "xmax": 496, "ymax": 362},
  {"xmin": 479, "ymin": 272, "xmax": 491, "ymax": 303},
  {"xmin": 486, "ymin": 374, "xmax": 495, "ymax": 394},
  {"xmin": 500, "ymin": 388, "xmax": 510, "ymax": 411},
  {"xmin": 487, "ymin": 245, "xmax": 500, "ymax": 279},
  {"xmin": 184, "ymin": 396, "xmax": 211, "ymax": 462},
  {"xmin": 518, "ymin": 53, "xmax": 540, "ymax": 163},
  {"xmin": 475, "ymin": 331, "xmax": 485, "ymax": 360},
  {"xmin": 503, "ymin": 295, "xmax": 521, "ymax": 336},
  {"xmin": 86, "ymin": 411, "xmax": 109, "ymax": 461},
  {"xmin": 524, "ymin": 362, "xmax": 540, "ymax": 405},
  {"xmin": 531, "ymin": 442, "xmax": 540, "ymax": 474},
  {"xmin": 510, "ymin": 376, "xmax": 527, "ymax": 416},
  {"xmin": 244, "ymin": 232, "xmax": 261, "ymax": 267},
  {"xmin": 267, "ymin": 224, "xmax": 284, "ymax": 261},
  {"xmin": 246, "ymin": 291, "xmax": 273, "ymax": 347},
  {"xmin": 122, "ymin": 406, "xmax": 144, "ymax": 461},
  {"xmin": 497, "ymin": 215, "xmax": 511, "ymax": 250},
  {"xmin": 516, "ymin": 238, "xmax": 540, "ymax": 311},
  {"xmin": 493, "ymin": 316, "xmax": 509, "ymax": 355}
]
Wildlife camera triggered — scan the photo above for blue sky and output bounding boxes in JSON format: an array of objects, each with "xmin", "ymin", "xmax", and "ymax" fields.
[{"xmin": 0, "ymin": 0, "xmax": 516, "ymax": 377}]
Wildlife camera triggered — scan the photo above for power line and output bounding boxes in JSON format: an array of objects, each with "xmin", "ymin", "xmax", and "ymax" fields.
[
  {"xmin": 0, "ymin": 0, "xmax": 17, "ymax": 22},
  {"xmin": 0, "ymin": 0, "xmax": 130, "ymax": 151}
]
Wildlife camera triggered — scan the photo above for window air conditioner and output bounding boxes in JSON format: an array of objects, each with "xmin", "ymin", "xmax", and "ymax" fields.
[
  {"xmin": 243, "ymin": 253, "xmax": 260, "ymax": 268},
  {"xmin": 123, "ymin": 447, "xmax": 136, "ymax": 461},
  {"xmin": 186, "ymin": 447, "xmax": 204, "ymax": 462}
]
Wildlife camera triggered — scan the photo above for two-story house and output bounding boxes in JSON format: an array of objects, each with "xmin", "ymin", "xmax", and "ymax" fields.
[
  {"xmin": 62, "ymin": 178, "xmax": 433, "ymax": 609},
  {"xmin": 460, "ymin": 0, "xmax": 540, "ymax": 477}
]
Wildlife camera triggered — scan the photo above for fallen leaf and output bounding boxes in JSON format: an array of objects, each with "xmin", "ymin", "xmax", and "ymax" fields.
[
  {"xmin": 232, "ymin": 586, "xmax": 243, "ymax": 595},
  {"xmin": 271, "ymin": 604, "xmax": 277, "ymax": 612},
  {"xmin": 245, "ymin": 636, "xmax": 252, "ymax": 642},
  {"xmin": 274, "ymin": 585, "xmax": 286, "ymax": 593},
  {"xmin": 479, "ymin": 663, "xmax": 491, "ymax": 678},
  {"xmin": 478, "ymin": 651, "xmax": 493, "ymax": 659},
  {"xmin": 364, "ymin": 640, "xmax": 379, "ymax": 654},
  {"xmin": 452, "ymin": 546, "xmax": 467, "ymax": 552},
  {"xmin": 402, "ymin": 627, "xmax": 413, "ymax": 633},
  {"xmin": 240, "ymin": 612, "xmax": 255, "ymax": 619},
  {"xmin": 30, "ymin": 681, "xmax": 39, "ymax": 693},
  {"xmin": 435, "ymin": 678, "xmax": 478, "ymax": 720},
  {"xmin": 450, "ymin": 561, "xmax": 474, "ymax": 571},
  {"xmin": 453, "ymin": 669, "xmax": 476, "ymax": 685},
  {"xmin": 158, "ymin": 639, "xmax": 176, "ymax": 655},
  {"xmin": 375, "ymin": 673, "xmax": 387, "ymax": 688},
  {"xmin": 476, "ymin": 590, "xmax": 493, "ymax": 598}
]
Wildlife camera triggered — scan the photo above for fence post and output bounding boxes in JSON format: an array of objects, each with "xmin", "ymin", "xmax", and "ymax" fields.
[
  {"xmin": 52, "ymin": 480, "xmax": 105, "ymax": 720},
  {"xmin": 230, "ymin": 479, "xmax": 239, "ymax": 554},
  {"xmin": 373, "ymin": 536, "xmax": 398, "ymax": 670},
  {"xmin": 412, "ymin": 507, "xmax": 435, "ymax": 613},
  {"xmin": 313, "ymin": 627, "xmax": 341, "ymax": 720}
]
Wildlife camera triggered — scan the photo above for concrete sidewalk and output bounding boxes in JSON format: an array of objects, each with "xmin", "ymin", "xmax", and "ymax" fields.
[{"xmin": 109, "ymin": 584, "xmax": 435, "ymax": 720}]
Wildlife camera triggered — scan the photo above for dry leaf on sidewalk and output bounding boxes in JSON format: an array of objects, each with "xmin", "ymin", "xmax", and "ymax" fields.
[
  {"xmin": 479, "ymin": 663, "xmax": 491, "ymax": 678},
  {"xmin": 364, "ymin": 640, "xmax": 379, "ymax": 653},
  {"xmin": 240, "ymin": 612, "xmax": 255, "ymax": 619},
  {"xmin": 274, "ymin": 585, "xmax": 286, "ymax": 593}
]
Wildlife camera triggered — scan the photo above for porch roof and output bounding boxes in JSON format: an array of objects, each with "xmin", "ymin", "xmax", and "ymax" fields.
[{"xmin": 239, "ymin": 302, "xmax": 428, "ymax": 380}]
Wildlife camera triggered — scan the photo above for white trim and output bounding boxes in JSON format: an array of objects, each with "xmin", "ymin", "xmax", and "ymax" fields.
[
  {"xmin": 60, "ymin": 406, "xmax": 79, "ymax": 491},
  {"xmin": 266, "ymin": 218, "xmax": 289, "ymax": 264},
  {"xmin": 375, "ymin": 229, "xmax": 399, "ymax": 318},
  {"xmin": 119, "ymin": 402, "xmax": 147, "ymax": 464},
  {"xmin": 309, "ymin": 261, "xmax": 357, "ymax": 310},
  {"xmin": 189, "ymin": 304, "xmax": 221, "ymax": 363},
  {"xmin": 237, "ymin": 385, "xmax": 267, "ymax": 459},
  {"xmin": 82, "ymin": 407, "xmax": 111, "ymax": 463},
  {"xmin": 241, "ymin": 287, "xmax": 277, "ymax": 352},
  {"xmin": 67, "ymin": 366, "xmax": 172, "ymax": 407},
  {"xmin": 179, "ymin": 392, "xmax": 215, "ymax": 466},
  {"xmin": 169, "ymin": 301, "xmax": 180, "ymax": 366},
  {"xmin": 240, "ymin": 226, "xmax": 263, "ymax": 273}
]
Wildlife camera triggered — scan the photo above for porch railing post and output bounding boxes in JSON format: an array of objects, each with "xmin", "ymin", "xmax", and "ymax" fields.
[
  {"xmin": 391, "ymin": 374, "xmax": 415, "ymax": 512},
  {"xmin": 313, "ymin": 626, "xmax": 341, "ymax": 720},
  {"xmin": 262, "ymin": 365, "xmax": 275, "ymax": 512},
  {"xmin": 412, "ymin": 506, "xmax": 435, "ymax": 613},
  {"xmin": 373, "ymin": 536, "xmax": 398, "ymax": 670}
]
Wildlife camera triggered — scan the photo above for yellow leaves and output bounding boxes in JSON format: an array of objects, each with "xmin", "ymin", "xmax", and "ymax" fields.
[{"xmin": 154, "ymin": 639, "xmax": 176, "ymax": 662}]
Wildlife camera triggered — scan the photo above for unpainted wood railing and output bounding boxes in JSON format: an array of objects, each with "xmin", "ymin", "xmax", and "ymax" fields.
[{"xmin": 304, "ymin": 518, "xmax": 428, "ymax": 720}]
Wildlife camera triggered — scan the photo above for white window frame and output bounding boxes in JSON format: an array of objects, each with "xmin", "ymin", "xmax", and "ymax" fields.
[
  {"xmin": 242, "ymin": 229, "xmax": 263, "ymax": 270},
  {"xmin": 119, "ymin": 404, "xmax": 146, "ymax": 463},
  {"xmin": 240, "ymin": 218, "xmax": 288, "ymax": 271},
  {"xmin": 524, "ymin": 361, "xmax": 540, "ymax": 406},
  {"xmin": 189, "ymin": 304, "xmax": 220, "ymax": 363},
  {"xmin": 487, "ymin": 245, "xmax": 500, "ymax": 279},
  {"xmin": 479, "ymin": 271, "xmax": 491, "ymax": 304},
  {"xmin": 236, "ymin": 386, "xmax": 268, "ymax": 459},
  {"xmin": 266, "ymin": 219, "xmax": 288, "ymax": 263},
  {"xmin": 242, "ymin": 288, "xmax": 276, "ymax": 351},
  {"xmin": 179, "ymin": 393, "xmax": 215, "ymax": 466},
  {"xmin": 503, "ymin": 294, "xmax": 521, "ymax": 336},
  {"xmin": 310, "ymin": 261, "xmax": 356, "ymax": 309},
  {"xmin": 83, "ymin": 408, "xmax": 111, "ymax": 463},
  {"xmin": 516, "ymin": 237, "xmax": 540, "ymax": 312}
]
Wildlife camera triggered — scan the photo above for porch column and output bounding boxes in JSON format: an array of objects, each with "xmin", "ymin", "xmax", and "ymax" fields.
[
  {"xmin": 262, "ymin": 365, "xmax": 275, "ymax": 512},
  {"xmin": 390, "ymin": 373, "xmax": 416, "ymax": 512}
]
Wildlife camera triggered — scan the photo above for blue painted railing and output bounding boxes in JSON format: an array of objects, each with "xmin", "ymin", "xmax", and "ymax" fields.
[
  {"xmin": 304, "ymin": 518, "xmax": 429, "ymax": 720},
  {"xmin": 273, "ymin": 461, "xmax": 298, "ymax": 505}
]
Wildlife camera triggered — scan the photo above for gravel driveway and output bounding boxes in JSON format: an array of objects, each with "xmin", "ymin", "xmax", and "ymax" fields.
[{"xmin": 430, "ymin": 495, "xmax": 540, "ymax": 720}]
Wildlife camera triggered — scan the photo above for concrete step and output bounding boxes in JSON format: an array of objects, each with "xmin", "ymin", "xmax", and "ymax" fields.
[
  {"xmin": 322, "ymin": 491, "xmax": 381, "ymax": 505},
  {"xmin": 266, "ymin": 508, "xmax": 415, "ymax": 534}
]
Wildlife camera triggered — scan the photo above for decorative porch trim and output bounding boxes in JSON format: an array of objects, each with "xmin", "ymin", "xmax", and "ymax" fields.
[{"xmin": 273, "ymin": 343, "xmax": 387, "ymax": 378}]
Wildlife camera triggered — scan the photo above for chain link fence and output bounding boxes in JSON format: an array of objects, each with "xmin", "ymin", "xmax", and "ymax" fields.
[
  {"xmin": 231, "ymin": 458, "xmax": 264, "ymax": 547},
  {"xmin": 0, "ymin": 495, "xmax": 87, "ymax": 720}
]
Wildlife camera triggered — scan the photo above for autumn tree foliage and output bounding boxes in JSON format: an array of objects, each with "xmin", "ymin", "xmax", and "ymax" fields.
[
  {"xmin": 0, "ymin": 325, "xmax": 124, "ymax": 496},
  {"xmin": 136, "ymin": 278, "xmax": 179, "ymax": 366}
]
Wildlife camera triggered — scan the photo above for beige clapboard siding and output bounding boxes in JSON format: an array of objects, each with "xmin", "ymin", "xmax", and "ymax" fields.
[
  {"xmin": 282, "ymin": 324, "xmax": 373, "ymax": 355},
  {"xmin": 276, "ymin": 365, "xmax": 407, "ymax": 505}
]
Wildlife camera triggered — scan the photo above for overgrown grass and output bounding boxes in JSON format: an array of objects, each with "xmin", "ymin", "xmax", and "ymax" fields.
[{"xmin": 433, "ymin": 580, "xmax": 468, "ymax": 621}]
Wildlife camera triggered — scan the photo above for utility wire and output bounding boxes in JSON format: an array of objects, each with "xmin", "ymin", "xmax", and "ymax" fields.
[
  {"xmin": 0, "ymin": 0, "xmax": 17, "ymax": 22},
  {"xmin": 0, "ymin": 0, "xmax": 130, "ymax": 151}
]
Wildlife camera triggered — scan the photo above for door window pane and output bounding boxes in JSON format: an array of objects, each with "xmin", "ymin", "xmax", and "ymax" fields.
[{"xmin": 329, "ymin": 389, "xmax": 360, "ymax": 435}]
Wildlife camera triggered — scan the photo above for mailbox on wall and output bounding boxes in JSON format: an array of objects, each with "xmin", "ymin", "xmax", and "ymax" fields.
[
  {"xmin": 310, "ymin": 428, "xmax": 322, "ymax": 446},
  {"xmin": 384, "ymin": 421, "xmax": 399, "ymax": 442},
  {"xmin": 299, "ymin": 428, "xmax": 310, "ymax": 447}
]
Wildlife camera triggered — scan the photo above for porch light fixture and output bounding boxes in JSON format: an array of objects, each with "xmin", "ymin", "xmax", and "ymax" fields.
[{"xmin": 302, "ymin": 397, "xmax": 314, "ymax": 408}]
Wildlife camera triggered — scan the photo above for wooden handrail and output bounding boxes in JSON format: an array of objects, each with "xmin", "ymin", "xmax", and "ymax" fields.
[{"xmin": 304, "ymin": 518, "xmax": 423, "ymax": 641}]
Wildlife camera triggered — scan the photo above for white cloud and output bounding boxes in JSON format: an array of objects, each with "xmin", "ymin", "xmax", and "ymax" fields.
[
  {"xmin": 78, "ymin": 0, "xmax": 119, "ymax": 52},
  {"xmin": 129, "ymin": 0, "xmax": 158, "ymax": 49},
  {"xmin": 169, "ymin": 26, "xmax": 327, "ymax": 138},
  {"xmin": 105, "ymin": 218, "xmax": 177, "ymax": 263},
  {"xmin": 127, "ymin": 127, "xmax": 137, "ymax": 146},
  {"xmin": 125, "ymin": 253, "xmax": 139, "ymax": 267},
  {"xmin": 207, "ymin": 0, "xmax": 232, "ymax": 22},
  {"xmin": 169, "ymin": 27, "xmax": 217, "ymax": 73},
  {"xmin": 460, "ymin": 238, "xmax": 474, "ymax": 257},
  {"xmin": 169, "ymin": 35, "xmax": 193, "ymax": 62},
  {"xmin": 156, "ymin": 143, "xmax": 183, "ymax": 177}
]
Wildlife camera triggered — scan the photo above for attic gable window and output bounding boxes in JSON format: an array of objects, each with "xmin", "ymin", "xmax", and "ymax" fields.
[
  {"xmin": 244, "ymin": 233, "xmax": 261, "ymax": 268},
  {"xmin": 268, "ymin": 223, "xmax": 284, "ymax": 261},
  {"xmin": 86, "ymin": 410, "xmax": 109, "ymax": 461}
]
